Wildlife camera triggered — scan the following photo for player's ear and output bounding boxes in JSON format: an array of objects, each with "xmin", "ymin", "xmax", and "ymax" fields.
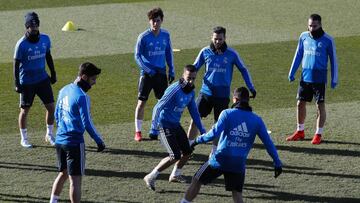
[
  {"xmin": 80, "ymin": 74, "xmax": 88, "ymax": 81},
  {"xmin": 232, "ymin": 96, "xmax": 238, "ymax": 103}
]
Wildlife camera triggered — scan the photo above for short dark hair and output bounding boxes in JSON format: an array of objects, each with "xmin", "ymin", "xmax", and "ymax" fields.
[
  {"xmin": 184, "ymin": 64, "xmax": 197, "ymax": 73},
  {"xmin": 25, "ymin": 12, "xmax": 40, "ymax": 28},
  {"xmin": 309, "ymin": 14, "xmax": 321, "ymax": 22},
  {"xmin": 79, "ymin": 62, "xmax": 101, "ymax": 77},
  {"xmin": 147, "ymin": 7, "xmax": 164, "ymax": 20},
  {"xmin": 213, "ymin": 26, "xmax": 226, "ymax": 36},
  {"xmin": 233, "ymin": 87, "xmax": 249, "ymax": 103}
]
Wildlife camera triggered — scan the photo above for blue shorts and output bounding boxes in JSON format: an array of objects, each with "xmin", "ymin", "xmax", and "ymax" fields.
[
  {"xmin": 19, "ymin": 78, "xmax": 54, "ymax": 108},
  {"xmin": 56, "ymin": 143, "xmax": 85, "ymax": 176}
]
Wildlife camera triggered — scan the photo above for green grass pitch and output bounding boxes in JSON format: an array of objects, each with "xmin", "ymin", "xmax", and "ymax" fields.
[{"xmin": 0, "ymin": 0, "xmax": 360, "ymax": 202}]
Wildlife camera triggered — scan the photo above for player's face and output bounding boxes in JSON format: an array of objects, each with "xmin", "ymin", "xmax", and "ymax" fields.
[
  {"xmin": 212, "ymin": 33, "xmax": 225, "ymax": 49},
  {"xmin": 183, "ymin": 70, "xmax": 197, "ymax": 86},
  {"xmin": 82, "ymin": 75, "xmax": 98, "ymax": 86},
  {"xmin": 149, "ymin": 16, "xmax": 162, "ymax": 32},
  {"xmin": 308, "ymin": 19, "xmax": 321, "ymax": 32},
  {"xmin": 27, "ymin": 25, "xmax": 39, "ymax": 35}
]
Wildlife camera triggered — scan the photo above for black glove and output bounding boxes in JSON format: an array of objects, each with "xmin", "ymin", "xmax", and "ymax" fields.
[
  {"xmin": 168, "ymin": 75, "xmax": 175, "ymax": 84},
  {"xmin": 97, "ymin": 142, "xmax": 106, "ymax": 152},
  {"xmin": 250, "ymin": 89, "xmax": 257, "ymax": 99},
  {"xmin": 50, "ymin": 71, "xmax": 57, "ymax": 84},
  {"xmin": 15, "ymin": 84, "xmax": 23, "ymax": 93},
  {"xmin": 274, "ymin": 166, "xmax": 282, "ymax": 178},
  {"xmin": 190, "ymin": 140, "xmax": 198, "ymax": 151}
]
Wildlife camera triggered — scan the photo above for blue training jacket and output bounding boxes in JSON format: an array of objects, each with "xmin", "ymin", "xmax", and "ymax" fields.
[
  {"xmin": 134, "ymin": 28, "xmax": 174, "ymax": 77},
  {"xmin": 196, "ymin": 108, "xmax": 282, "ymax": 173},
  {"xmin": 194, "ymin": 46, "xmax": 255, "ymax": 98},
  {"xmin": 55, "ymin": 83, "xmax": 103, "ymax": 146},
  {"xmin": 14, "ymin": 33, "xmax": 51, "ymax": 85},
  {"xmin": 288, "ymin": 31, "xmax": 338, "ymax": 87},
  {"xmin": 150, "ymin": 81, "xmax": 206, "ymax": 134}
]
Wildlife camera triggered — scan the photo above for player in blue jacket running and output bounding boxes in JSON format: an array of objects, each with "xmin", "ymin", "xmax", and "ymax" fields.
[
  {"xmin": 287, "ymin": 14, "xmax": 338, "ymax": 145},
  {"xmin": 187, "ymin": 26, "xmax": 256, "ymax": 154},
  {"xmin": 50, "ymin": 62, "xmax": 105, "ymax": 203},
  {"xmin": 181, "ymin": 87, "xmax": 282, "ymax": 203},
  {"xmin": 144, "ymin": 65, "xmax": 206, "ymax": 191},
  {"xmin": 134, "ymin": 7, "xmax": 175, "ymax": 141},
  {"xmin": 14, "ymin": 12, "xmax": 57, "ymax": 148}
]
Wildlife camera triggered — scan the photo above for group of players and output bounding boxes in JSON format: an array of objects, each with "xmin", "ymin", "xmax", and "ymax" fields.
[{"xmin": 13, "ymin": 6, "xmax": 338, "ymax": 203}]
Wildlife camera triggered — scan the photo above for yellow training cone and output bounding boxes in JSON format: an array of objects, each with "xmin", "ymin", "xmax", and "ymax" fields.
[{"xmin": 62, "ymin": 21, "xmax": 76, "ymax": 31}]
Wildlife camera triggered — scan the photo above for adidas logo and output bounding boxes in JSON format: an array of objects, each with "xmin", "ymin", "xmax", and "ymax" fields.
[{"xmin": 230, "ymin": 122, "xmax": 250, "ymax": 137}]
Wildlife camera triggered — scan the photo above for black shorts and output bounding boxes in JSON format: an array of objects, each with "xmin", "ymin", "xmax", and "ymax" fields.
[
  {"xmin": 297, "ymin": 81, "xmax": 325, "ymax": 104},
  {"xmin": 19, "ymin": 78, "xmax": 54, "ymax": 108},
  {"xmin": 159, "ymin": 126, "xmax": 192, "ymax": 160},
  {"xmin": 196, "ymin": 93, "xmax": 230, "ymax": 121},
  {"xmin": 194, "ymin": 162, "xmax": 245, "ymax": 192},
  {"xmin": 138, "ymin": 73, "xmax": 168, "ymax": 101},
  {"xmin": 56, "ymin": 143, "xmax": 85, "ymax": 176}
]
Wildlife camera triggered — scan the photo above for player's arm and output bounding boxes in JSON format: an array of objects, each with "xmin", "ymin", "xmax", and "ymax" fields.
[
  {"xmin": 187, "ymin": 97, "xmax": 206, "ymax": 134},
  {"xmin": 257, "ymin": 119, "xmax": 282, "ymax": 168},
  {"xmin": 165, "ymin": 35, "xmax": 175, "ymax": 81},
  {"xmin": 234, "ymin": 51, "xmax": 256, "ymax": 94},
  {"xmin": 46, "ymin": 50, "xmax": 56, "ymax": 84},
  {"xmin": 13, "ymin": 59, "xmax": 22, "ymax": 93},
  {"xmin": 196, "ymin": 111, "xmax": 226, "ymax": 144},
  {"xmin": 13, "ymin": 41, "xmax": 22, "ymax": 93},
  {"xmin": 134, "ymin": 35, "xmax": 156, "ymax": 75},
  {"xmin": 288, "ymin": 36, "xmax": 304, "ymax": 81},
  {"xmin": 328, "ymin": 37, "xmax": 338, "ymax": 89},
  {"xmin": 150, "ymin": 86, "xmax": 178, "ymax": 133},
  {"xmin": 78, "ymin": 95, "xmax": 104, "ymax": 145},
  {"xmin": 193, "ymin": 49, "xmax": 205, "ymax": 70}
]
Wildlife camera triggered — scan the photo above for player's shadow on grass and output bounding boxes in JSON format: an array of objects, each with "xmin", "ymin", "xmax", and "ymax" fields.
[
  {"xmin": 253, "ymin": 143, "xmax": 360, "ymax": 157},
  {"xmin": 245, "ymin": 187, "xmax": 360, "ymax": 203},
  {"xmin": 0, "ymin": 193, "xmax": 99, "ymax": 203},
  {"xmin": 247, "ymin": 165, "xmax": 360, "ymax": 180},
  {"xmin": 0, "ymin": 161, "xmax": 56, "ymax": 172}
]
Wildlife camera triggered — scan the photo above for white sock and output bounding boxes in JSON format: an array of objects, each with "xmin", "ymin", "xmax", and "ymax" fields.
[
  {"xmin": 20, "ymin": 128, "xmax": 28, "ymax": 140},
  {"xmin": 297, "ymin": 123, "xmax": 305, "ymax": 131},
  {"xmin": 171, "ymin": 166, "xmax": 182, "ymax": 177},
  {"xmin": 47, "ymin": 124, "xmax": 54, "ymax": 135},
  {"xmin": 315, "ymin": 128, "xmax": 323, "ymax": 135},
  {"xmin": 135, "ymin": 119, "xmax": 143, "ymax": 132},
  {"xmin": 150, "ymin": 169, "xmax": 160, "ymax": 178},
  {"xmin": 180, "ymin": 198, "xmax": 192, "ymax": 203},
  {"xmin": 50, "ymin": 194, "xmax": 59, "ymax": 203}
]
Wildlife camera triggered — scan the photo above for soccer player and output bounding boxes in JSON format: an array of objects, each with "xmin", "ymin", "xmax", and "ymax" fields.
[
  {"xmin": 287, "ymin": 14, "xmax": 338, "ymax": 145},
  {"xmin": 134, "ymin": 7, "xmax": 175, "ymax": 141},
  {"xmin": 14, "ymin": 12, "xmax": 57, "ymax": 148},
  {"xmin": 50, "ymin": 62, "xmax": 106, "ymax": 203},
  {"xmin": 143, "ymin": 65, "xmax": 206, "ymax": 190},
  {"xmin": 181, "ymin": 87, "xmax": 282, "ymax": 203},
  {"xmin": 187, "ymin": 26, "xmax": 256, "ymax": 153}
]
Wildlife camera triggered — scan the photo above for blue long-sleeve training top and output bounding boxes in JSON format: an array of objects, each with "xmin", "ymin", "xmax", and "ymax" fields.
[
  {"xmin": 134, "ymin": 28, "xmax": 174, "ymax": 77},
  {"xmin": 55, "ymin": 83, "xmax": 103, "ymax": 146},
  {"xmin": 14, "ymin": 33, "xmax": 51, "ymax": 85},
  {"xmin": 151, "ymin": 81, "xmax": 206, "ymax": 134},
  {"xmin": 196, "ymin": 108, "xmax": 282, "ymax": 173},
  {"xmin": 194, "ymin": 46, "xmax": 255, "ymax": 98},
  {"xmin": 288, "ymin": 31, "xmax": 338, "ymax": 86}
]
